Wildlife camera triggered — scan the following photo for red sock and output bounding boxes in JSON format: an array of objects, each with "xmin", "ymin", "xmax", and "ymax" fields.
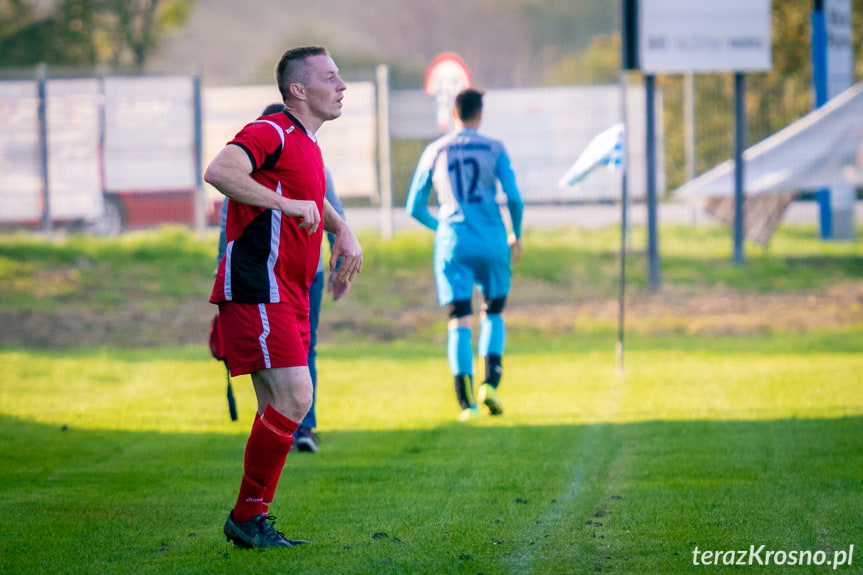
[
  {"xmin": 263, "ymin": 451, "xmax": 289, "ymax": 514},
  {"xmin": 262, "ymin": 407, "xmax": 298, "ymax": 511},
  {"xmin": 232, "ymin": 405, "xmax": 298, "ymax": 523},
  {"xmin": 244, "ymin": 412, "xmax": 287, "ymax": 515}
]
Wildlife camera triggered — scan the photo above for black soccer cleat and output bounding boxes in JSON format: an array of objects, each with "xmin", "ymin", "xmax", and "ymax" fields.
[
  {"xmin": 294, "ymin": 428, "xmax": 320, "ymax": 453},
  {"xmin": 224, "ymin": 511, "xmax": 311, "ymax": 549}
]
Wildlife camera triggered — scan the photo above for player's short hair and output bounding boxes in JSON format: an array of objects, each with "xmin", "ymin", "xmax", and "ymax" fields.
[
  {"xmin": 455, "ymin": 88, "xmax": 484, "ymax": 122},
  {"xmin": 276, "ymin": 46, "xmax": 330, "ymax": 102}
]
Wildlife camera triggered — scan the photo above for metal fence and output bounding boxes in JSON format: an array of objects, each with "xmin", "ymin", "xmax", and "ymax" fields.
[
  {"xmin": 0, "ymin": 71, "xmax": 201, "ymax": 232},
  {"xmin": 1, "ymin": 65, "xmax": 667, "ymax": 234}
]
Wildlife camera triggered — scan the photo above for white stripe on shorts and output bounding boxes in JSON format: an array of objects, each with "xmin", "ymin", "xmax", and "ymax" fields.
[{"xmin": 258, "ymin": 303, "xmax": 271, "ymax": 369}]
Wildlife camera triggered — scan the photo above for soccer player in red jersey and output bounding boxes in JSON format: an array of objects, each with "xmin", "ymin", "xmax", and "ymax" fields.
[{"xmin": 204, "ymin": 46, "xmax": 363, "ymax": 549}]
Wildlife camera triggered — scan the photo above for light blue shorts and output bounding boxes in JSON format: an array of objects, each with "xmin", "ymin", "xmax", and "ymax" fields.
[{"xmin": 434, "ymin": 251, "xmax": 511, "ymax": 307}]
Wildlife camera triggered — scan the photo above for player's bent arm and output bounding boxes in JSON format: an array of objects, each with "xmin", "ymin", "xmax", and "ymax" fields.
[
  {"xmin": 405, "ymin": 169, "xmax": 439, "ymax": 232},
  {"xmin": 506, "ymin": 194, "xmax": 524, "ymax": 263},
  {"xmin": 322, "ymin": 197, "xmax": 345, "ymax": 235},
  {"xmin": 509, "ymin": 233, "xmax": 523, "ymax": 263},
  {"xmin": 204, "ymin": 145, "xmax": 321, "ymax": 232},
  {"xmin": 324, "ymin": 171, "xmax": 347, "ymax": 220},
  {"xmin": 507, "ymin": 197, "xmax": 524, "ymax": 239},
  {"xmin": 496, "ymin": 151, "xmax": 524, "ymax": 239},
  {"xmin": 496, "ymin": 150, "xmax": 524, "ymax": 263},
  {"xmin": 323, "ymin": 171, "xmax": 345, "ymax": 255},
  {"xmin": 323, "ymin": 198, "xmax": 363, "ymax": 283}
]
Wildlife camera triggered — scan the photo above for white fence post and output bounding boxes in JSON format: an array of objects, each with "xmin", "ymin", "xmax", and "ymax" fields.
[{"xmin": 376, "ymin": 64, "xmax": 393, "ymax": 240}]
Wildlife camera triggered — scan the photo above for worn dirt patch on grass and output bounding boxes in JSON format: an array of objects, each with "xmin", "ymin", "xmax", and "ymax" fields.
[
  {"xmin": 505, "ymin": 281, "xmax": 863, "ymax": 337},
  {"xmin": 2, "ymin": 282, "xmax": 861, "ymax": 349}
]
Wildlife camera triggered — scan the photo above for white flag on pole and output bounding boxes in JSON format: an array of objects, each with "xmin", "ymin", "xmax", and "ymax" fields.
[{"xmin": 558, "ymin": 123, "xmax": 625, "ymax": 188}]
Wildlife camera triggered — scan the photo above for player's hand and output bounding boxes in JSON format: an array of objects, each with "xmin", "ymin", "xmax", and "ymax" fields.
[
  {"xmin": 509, "ymin": 233, "xmax": 523, "ymax": 263},
  {"xmin": 330, "ymin": 223, "xmax": 363, "ymax": 283},
  {"xmin": 281, "ymin": 199, "xmax": 320, "ymax": 234},
  {"xmin": 328, "ymin": 273, "xmax": 350, "ymax": 301}
]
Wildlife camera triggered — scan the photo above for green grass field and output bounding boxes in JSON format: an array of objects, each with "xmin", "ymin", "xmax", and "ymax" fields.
[{"xmin": 1, "ymin": 224, "xmax": 862, "ymax": 574}]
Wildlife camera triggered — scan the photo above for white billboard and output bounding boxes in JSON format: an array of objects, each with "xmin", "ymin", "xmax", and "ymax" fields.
[
  {"xmin": 102, "ymin": 76, "xmax": 197, "ymax": 192},
  {"xmin": 826, "ymin": 0, "xmax": 854, "ymax": 100},
  {"xmin": 46, "ymin": 79, "xmax": 104, "ymax": 220},
  {"xmin": 639, "ymin": 0, "xmax": 773, "ymax": 74},
  {"xmin": 0, "ymin": 81, "xmax": 42, "ymax": 222},
  {"xmin": 0, "ymin": 79, "xmax": 104, "ymax": 223}
]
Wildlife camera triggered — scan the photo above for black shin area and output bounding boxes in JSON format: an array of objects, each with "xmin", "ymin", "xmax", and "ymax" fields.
[
  {"xmin": 484, "ymin": 354, "xmax": 502, "ymax": 388},
  {"xmin": 482, "ymin": 296, "xmax": 507, "ymax": 315},
  {"xmin": 453, "ymin": 374, "xmax": 474, "ymax": 409},
  {"xmin": 447, "ymin": 299, "xmax": 472, "ymax": 320}
]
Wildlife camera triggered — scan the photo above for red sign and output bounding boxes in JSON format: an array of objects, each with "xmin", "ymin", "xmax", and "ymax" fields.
[
  {"xmin": 423, "ymin": 53, "xmax": 472, "ymax": 95},
  {"xmin": 424, "ymin": 53, "xmax": 473, "ymax": 133}
]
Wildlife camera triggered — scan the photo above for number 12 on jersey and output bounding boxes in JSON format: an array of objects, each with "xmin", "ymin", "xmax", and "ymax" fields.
[{"xmin": 448, "ymin": 157, "xmax": 481, "ymax": 204}]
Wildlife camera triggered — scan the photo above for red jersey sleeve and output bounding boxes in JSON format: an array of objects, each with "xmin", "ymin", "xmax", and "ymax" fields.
[{"xmin": 228, "ymin": 118, "xmax": 284, "ymax": 172}]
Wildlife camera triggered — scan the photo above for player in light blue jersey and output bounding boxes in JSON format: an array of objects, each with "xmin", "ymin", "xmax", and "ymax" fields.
[{"xmin": 406, "ymin": 88, "xmax": 524, "ymax": 421}]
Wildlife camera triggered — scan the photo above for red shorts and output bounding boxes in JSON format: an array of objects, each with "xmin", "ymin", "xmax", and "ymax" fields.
[{"xmin": 217, "ymin": 301, "xmax": 310, "ymax": 377}]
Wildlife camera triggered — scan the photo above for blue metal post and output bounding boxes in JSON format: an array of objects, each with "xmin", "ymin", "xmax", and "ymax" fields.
[
  {"xmin": 645, "ymin": 74, "xmax": 660, "ymax": 291},
  {"xmin": 734, "ymin": 73, "xmax": 746, "ymax": 266},
  {"xmin": 812, "ymin": 0, "xmax": 832, "ymax": 238}
]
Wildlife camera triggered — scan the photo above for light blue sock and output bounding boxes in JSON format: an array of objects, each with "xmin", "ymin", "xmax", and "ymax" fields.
[
  {"xmin": 447, "ymin": 327, "xmax": 473, "ymax": 376},
  {"xmin": 479, "ymin": 314, "xmax": 505, "ymax": 358}
]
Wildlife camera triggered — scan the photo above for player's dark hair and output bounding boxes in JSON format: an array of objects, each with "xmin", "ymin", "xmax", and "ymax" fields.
[
  {"xmin": 455, "ymin": 88, "xmax": 484, "ymax": 122},
  {"xmin": 262, "ymin": 103, "xmax": 285, "ymax": 115},
  {"xmin": 276, "ymin": 46, "xmax": 330, "ymax": 102}
]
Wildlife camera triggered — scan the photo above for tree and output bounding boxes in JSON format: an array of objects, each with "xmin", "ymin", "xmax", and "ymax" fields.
[
  {"xmin": 0, "ymin": 0, "xmax": 98, "ymax": 67},
  {"xmin": 541, "ymin": 34, "xmax": 621, "ymax": 85},
  {"xmin": 0, "ymin": 0, "xmax": 194, "ymax": 69}
]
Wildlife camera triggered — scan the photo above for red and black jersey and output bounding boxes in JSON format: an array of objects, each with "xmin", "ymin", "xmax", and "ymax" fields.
[{"xmin": 210, "ymin": 110, "xmax": 326, "ymax": 311}]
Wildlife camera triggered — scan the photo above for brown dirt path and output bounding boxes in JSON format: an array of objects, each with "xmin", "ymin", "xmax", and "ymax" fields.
[{"xmin": 3, "ymin": 282, "xmax": 860, "ymax": 349}]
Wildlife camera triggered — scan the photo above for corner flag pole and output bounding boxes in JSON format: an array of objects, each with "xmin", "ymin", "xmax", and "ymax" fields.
[
  {"xmin": 618, "ymin": 0, "xmax": 637, "ymax": 375},
  {"xmin": 616, "ymin": 70, "xmax": 630, "ymax": 376},
  {"xmin": 556, "ymin": 120, "xmax": 626, "ymax": 374}
]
